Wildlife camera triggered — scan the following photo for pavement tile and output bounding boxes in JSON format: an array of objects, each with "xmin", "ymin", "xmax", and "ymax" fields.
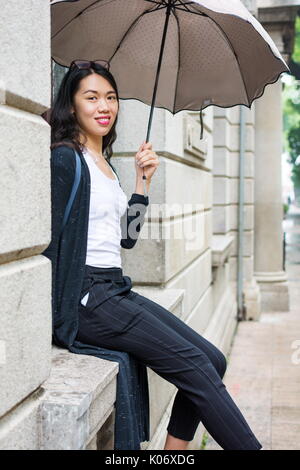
[
  {"xmin": 271, "ymin": 422, "xmax": 300, "ymax": 450},
  {"xmin": 272, "ymin": 406, "xmax": 300, "ymax": 423}
]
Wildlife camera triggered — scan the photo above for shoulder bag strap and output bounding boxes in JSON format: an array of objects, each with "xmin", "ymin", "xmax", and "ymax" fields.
[{"xmin": 60, "ymin": 149, "xmax": 81, "ymax": 237}]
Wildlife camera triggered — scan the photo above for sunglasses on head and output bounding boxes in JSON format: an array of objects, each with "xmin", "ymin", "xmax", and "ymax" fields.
[{"xmin": 69, "ymin": 59, "xmax": 110, "ymax": 71}]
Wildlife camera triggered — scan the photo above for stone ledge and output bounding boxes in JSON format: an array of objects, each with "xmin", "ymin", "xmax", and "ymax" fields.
[
  {"xmin": 211, "ymin": 235, "xmax": 234, "ymax": 267},
  {"xmin": 38, "ymin": 346, "xmax": 119, "ymax": 450}
]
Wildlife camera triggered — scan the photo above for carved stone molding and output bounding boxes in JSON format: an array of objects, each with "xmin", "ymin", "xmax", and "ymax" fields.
[{"xmin": 258, "ymin": 4, "xmax": 299, "ymax": 63}]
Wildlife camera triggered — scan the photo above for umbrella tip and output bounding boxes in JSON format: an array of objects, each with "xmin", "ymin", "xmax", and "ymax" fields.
[{"xmin": 41, "ymin": 107, "xmax": 52, "ymax": 125}]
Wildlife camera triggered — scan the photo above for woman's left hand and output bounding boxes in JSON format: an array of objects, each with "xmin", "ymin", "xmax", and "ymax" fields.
[{"xmin": 135, "ymin": 141, "xmax": 159, "ymax": 181}]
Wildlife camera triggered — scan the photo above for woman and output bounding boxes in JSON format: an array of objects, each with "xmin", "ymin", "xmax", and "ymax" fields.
[{"xmin": 43, "ymin": 60, "xmax": 262, "ymax": 451}]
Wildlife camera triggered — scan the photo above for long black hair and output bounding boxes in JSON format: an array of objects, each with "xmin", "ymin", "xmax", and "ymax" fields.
[{"xmin": 49, "ymin": 62, "xmax": 119, "ymax": 165}]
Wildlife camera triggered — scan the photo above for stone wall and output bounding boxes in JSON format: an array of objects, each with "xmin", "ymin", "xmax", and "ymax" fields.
[{"xmin": 0, "ymin": 0, "xmax": 52, "ymax": 449}]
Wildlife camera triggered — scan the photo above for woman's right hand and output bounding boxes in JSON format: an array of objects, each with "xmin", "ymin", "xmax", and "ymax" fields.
[{"xmin": 134, "ymin": 140, "xmax": 159, "ymax": 181}]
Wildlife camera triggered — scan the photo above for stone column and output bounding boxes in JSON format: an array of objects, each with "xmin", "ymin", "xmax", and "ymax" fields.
[
  {"xmin": 254, "ymin": 77, "xmax": 289, "ymax": 311},
  {"xmin": 253, "ymin": 1, "xmax": 299, "ymax": 313}
]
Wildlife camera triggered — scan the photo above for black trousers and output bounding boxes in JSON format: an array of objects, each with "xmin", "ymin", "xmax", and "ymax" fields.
[{"xmin": 76, "ymin": 265, "xmax": 262, "ymax": 450}]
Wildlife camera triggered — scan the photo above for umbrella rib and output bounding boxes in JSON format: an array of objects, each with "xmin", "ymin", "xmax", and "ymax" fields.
[
  {"xmin": 109, "ymin": 5, "xmax": 167, "ymax": 63},
  {"xmin": 172, "ymin": 6, "xmax": 207, "ymax": 16},
  {"xmin": 176, "ymin": 0, "xmax": 195, "ymax": 13},
  {"xmin": 206, "ymin": 17, "xmax": 251, "ymax": 106},
  {"xmin": 144, "ymin": 0, "xmax": 168, "ymax": 5},
  {"xmin": 51, "ymin": 0, "xmax": 119, "ymax": 41},
  {"xmin": 172, "ymin": 8, "xmax": 181, "ymax": 115},
  {"xmin": 143, "ymin": 1, "xmax": 168, "ymax": 11},
  {"xmin": 181, "ymin": 3, "xmax": 251, "ymax": 106}
]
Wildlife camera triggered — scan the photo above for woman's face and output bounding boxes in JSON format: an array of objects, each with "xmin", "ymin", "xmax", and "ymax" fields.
[{"xmin": 71, "ymin": 72, "xmax": 119, "ymax": 141}]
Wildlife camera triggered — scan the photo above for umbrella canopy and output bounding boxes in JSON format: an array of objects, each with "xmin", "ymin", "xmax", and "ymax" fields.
[
  {"xmin": 49, "ymin": 0, "xmax": 290, "ymax": 196},
  {"xmin": 50, "ymin": 0, "xmax": 290, "ymax": 119}
]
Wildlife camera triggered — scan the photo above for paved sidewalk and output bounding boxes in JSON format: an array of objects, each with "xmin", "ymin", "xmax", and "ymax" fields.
[{"xmin": 204, "ymin": 203, "xmax": 300, "ymax": 450}]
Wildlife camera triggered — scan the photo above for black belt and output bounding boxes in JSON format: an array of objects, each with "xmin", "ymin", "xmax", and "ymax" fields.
[{"xmin": 84, "ymin": 264, "xmax": 124, "ymax": 282}]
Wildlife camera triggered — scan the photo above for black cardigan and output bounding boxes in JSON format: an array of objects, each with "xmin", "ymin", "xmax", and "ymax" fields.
[{"xmin": 42, "ymin": 145, "xmax": 150, "ymax": 450}]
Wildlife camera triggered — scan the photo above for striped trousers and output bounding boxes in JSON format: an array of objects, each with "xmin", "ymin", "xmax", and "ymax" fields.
[{"xmin": 76, "ymin": 265, "xmax": 262, "ymax": 450}]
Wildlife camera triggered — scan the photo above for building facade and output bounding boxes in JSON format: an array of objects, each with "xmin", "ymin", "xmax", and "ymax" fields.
[{"xmin": 0, "ymin": 0, "xmax": 298, "ymax": 450}]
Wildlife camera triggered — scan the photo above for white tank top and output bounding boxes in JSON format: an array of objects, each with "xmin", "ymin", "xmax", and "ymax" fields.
[{"xmin": 82, "ymin": 148, "xmax": 128, "ymax": 269}]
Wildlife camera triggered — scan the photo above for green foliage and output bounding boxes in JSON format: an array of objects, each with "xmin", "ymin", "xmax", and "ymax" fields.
[
  {"xmin": 283, "ymin": 15, "xmax": 300, "ymax": 188},
  {"xmin": 292, "ymin": 16, "xmax": 300, "ymax": 64}
]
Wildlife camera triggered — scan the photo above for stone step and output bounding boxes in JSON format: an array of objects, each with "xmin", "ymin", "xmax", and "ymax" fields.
[{"xmin": 39, "ymin": 346, "xmax": 118, "ymax": 450}]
